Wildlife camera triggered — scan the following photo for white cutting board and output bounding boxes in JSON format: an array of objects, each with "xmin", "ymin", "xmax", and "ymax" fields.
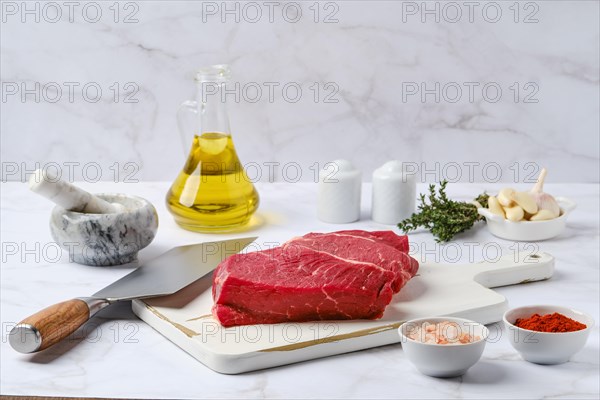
[{"xmin": 132, "ymin": 251, "xmax": 554, "ymax": 374}]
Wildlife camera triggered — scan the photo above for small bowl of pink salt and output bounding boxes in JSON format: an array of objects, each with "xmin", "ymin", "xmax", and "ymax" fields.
[{"xmin": 398, "ymin": 317, "xmax": 489, "ymax": 378}]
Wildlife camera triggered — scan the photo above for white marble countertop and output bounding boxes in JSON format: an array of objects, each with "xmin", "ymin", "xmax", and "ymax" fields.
[{"xmin": 1, "ymin": 181, "xmax": 598, "ymax": 399}]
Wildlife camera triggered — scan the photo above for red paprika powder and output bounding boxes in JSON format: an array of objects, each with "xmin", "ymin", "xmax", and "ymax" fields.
[{"xmin": 514, "ymin": 312, "xmax": 587, "ymax": 333}]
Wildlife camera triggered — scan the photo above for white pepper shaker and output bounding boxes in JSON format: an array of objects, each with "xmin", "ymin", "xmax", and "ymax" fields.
[
  {"xmin": 372, "ymin": 160, "xmax": 416, "ymax": 224},
  {"xmin": 318, "ymin": 160, "xmax": 361, "ymax": 223}
]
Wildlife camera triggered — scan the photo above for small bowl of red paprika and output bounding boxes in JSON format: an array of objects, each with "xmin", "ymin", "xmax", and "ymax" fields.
[{"xmin": 503, "ymin": 305, "xmax": 594, "ymax": 365}]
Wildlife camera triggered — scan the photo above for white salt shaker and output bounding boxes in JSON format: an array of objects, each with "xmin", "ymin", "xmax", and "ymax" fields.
[
  {"xmin": 372, "ymin": 160, "xmax": 416, "ymax": 224},
  {"xmin": 318, "ymin": 160, "xmax": 361, "ymax": 223}
]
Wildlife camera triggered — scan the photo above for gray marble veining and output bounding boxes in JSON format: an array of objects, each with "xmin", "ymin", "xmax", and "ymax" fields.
[
  {"xmin": 1, "ymin": 181, "xmax": 598, "ymax": 398},
  {"xmin": 49, "ymin": 193, "xmax": 158, "ymax": 266},
  {"xmin": 1, "ymin": 2, "xmax": 598, "ymax": 183}
]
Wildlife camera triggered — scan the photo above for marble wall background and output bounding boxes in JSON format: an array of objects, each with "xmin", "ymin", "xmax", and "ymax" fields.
[{"xmin": 2, "ymin": 0, "xmax": 598, "ymax": 183}]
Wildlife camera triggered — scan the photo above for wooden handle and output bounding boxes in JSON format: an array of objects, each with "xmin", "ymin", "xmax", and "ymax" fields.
[{"xmin": 9, "ymin": 299, "xmax": 90, "ymax": 353}]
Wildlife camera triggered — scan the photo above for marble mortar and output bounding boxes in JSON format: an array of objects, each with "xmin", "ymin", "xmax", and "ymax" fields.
[{"xmin": 50, "ymin": 193, "xmax": 159, "ymax": 266}]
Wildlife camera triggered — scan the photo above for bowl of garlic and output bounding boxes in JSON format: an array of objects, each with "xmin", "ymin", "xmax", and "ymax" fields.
[{"xmin": 478, "ymin": 168, "xmax": 576, "ymax": 241}]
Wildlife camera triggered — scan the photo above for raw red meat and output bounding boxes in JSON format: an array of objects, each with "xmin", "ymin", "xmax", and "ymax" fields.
[
  {"xmin": 285, "ymin": 232, "xmax": 417, "ymax": 292},
  {"xmin": 212, "ymin": 231, "xmax": 418, "ymax": 327},
  {"xmin": 325, "ymin": 230, "xmax": 410, "ymax": 253}
]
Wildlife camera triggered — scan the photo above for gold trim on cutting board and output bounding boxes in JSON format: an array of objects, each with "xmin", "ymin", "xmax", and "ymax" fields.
[
  {"xmin": 146, "ymin": 305, "xmax": 200, "ymax": 338},
  {"xmin": 186, "ymin": 314, "xmax": 212, "ymax": 322},
  {"xmin": 146, "ymin": 301, "xmax": 403, "ymax": 351},
  {"xmin": 260, "ymin": 321, "xmax": 404, "ymax": 352}
]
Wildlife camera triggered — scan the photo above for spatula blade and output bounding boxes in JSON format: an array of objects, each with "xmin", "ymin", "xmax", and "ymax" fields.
[{"xmin": 93, "ymin": 237, "xmax": 257, "ymax": 301}]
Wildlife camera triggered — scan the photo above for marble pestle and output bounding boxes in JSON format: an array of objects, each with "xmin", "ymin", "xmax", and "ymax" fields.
[
  {"xmin": 29, "ymin": 169, "xmax": 158, "ymax": 266},
  {"xmin": 29, "ymin": 169, "xmax": 125, "ymax": 213}
]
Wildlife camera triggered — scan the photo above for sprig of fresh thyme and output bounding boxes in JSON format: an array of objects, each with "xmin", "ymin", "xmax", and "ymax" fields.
[{"xmin": 398, "ymin": 181, "xmax": 489, "ymax": 243}]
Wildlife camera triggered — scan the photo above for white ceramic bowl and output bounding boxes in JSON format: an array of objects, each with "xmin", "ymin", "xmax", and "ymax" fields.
[
  {"xmin": 503, "ymin": 305, "xmax": 594, "ymax": 365},
  {"xmin": 478, "ymin": 197, "xmax": 576, "ymax": 241},
  {"xmin": 398, "ymin": 317, "xmax": 489, "ymax": 378}
]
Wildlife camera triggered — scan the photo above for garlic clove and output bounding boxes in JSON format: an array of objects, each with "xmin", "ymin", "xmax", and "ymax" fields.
[
  {"xmin": 487, "ymin": 196, "xmax": 506, "ymax": 218},
  {"xmin": 513, "ymin": 191, "xmax": 538, "ymax": 215},
  {"xmin": 530, "ymin": 167, "xmax": 561, "ymax": 218},
  {"xmin": 530, "ymin": 209, "xmax": 557, "ymax": 221},
  {"xmin": 532, "ymin": 193, "xmax": 561, "ymax": 218},
  {"xmin": 531, "ymin": 168, "xmax": 548, "ymax": 194},
  {"xmin": 504, "ymin": 205, "xmax": 525, "ymax": 222},
  {"xmin": 498, "ymin": 188, "xmax": 516, "ymax": 207},
  {"xmin": 523, "ymin": 211, "xmax": 534, "ymax": 221}
]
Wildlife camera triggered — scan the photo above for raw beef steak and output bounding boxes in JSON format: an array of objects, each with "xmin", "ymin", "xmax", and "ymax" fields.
[
  {"xmin": 285, "ymin": 232, "xmax": 417, "ymax": 292},
  {"xmin": 322, "ymin": 230, "xmax": 410, "ymax": 254},
  {"xmin": 212, "ymin": 231, "xmax": 418, "ymax": 327}
]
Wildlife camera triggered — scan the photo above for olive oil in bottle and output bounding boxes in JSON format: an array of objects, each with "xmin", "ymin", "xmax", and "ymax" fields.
[{"xmin": 166, "ymin": 66, "xmax": 259, "ymax": 232}]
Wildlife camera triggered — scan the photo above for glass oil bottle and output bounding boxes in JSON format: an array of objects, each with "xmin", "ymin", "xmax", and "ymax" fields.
[{"xmin": 166, "ymin": 65, "xmax": 259, "ymax": 232}]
